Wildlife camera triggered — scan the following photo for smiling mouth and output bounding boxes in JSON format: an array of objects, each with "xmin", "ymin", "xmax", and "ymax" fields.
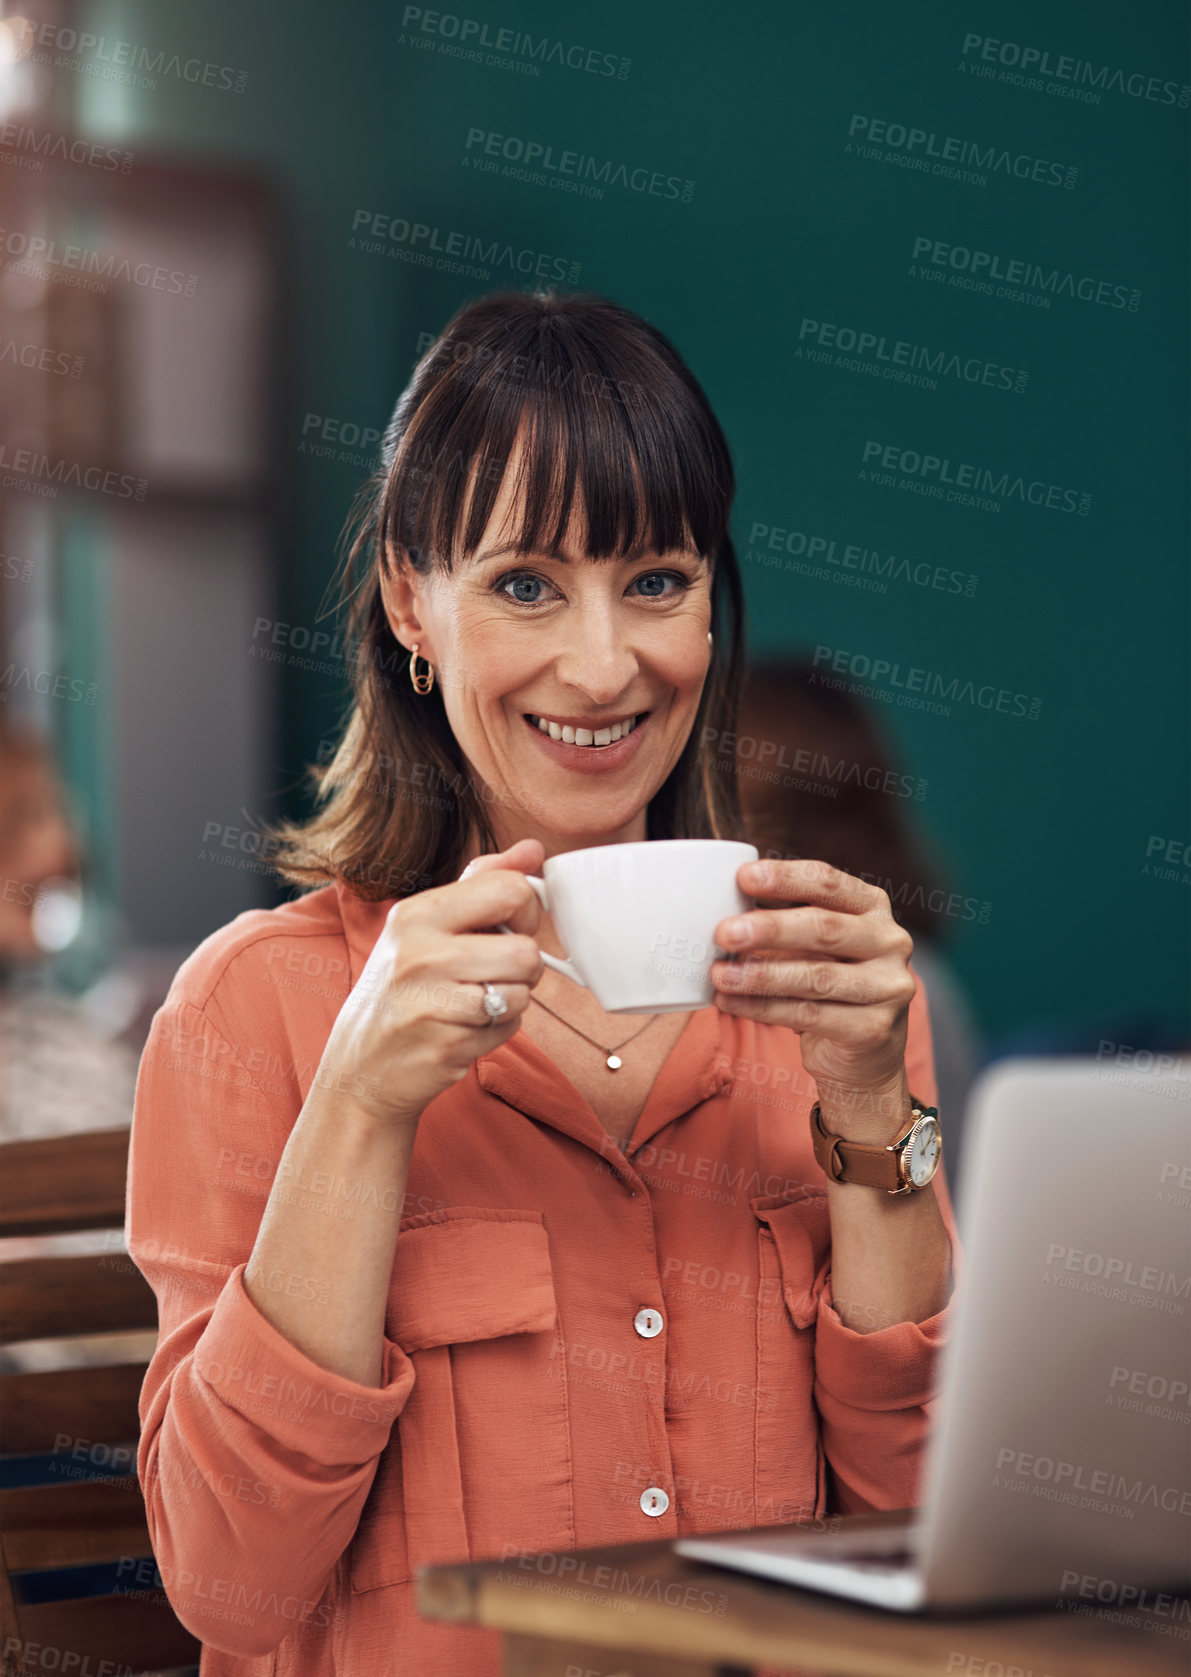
[{"xmin": 525, "ymin": 712, "xmax": 647, "ymax": 748}]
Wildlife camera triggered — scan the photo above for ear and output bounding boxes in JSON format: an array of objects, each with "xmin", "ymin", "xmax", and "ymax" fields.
[{"xmin": 380, "ymin": 543, "xmax": 434, "ymax": 660}]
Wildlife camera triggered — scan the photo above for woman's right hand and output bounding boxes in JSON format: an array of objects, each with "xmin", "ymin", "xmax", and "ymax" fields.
[{"xmin": 316, "ymin": 838, "xmax": 547, "ymax": 1132}]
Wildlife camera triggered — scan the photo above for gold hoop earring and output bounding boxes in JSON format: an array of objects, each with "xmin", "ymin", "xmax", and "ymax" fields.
[{"xmin": 409, "ymin": 642, "xmax": 435, "ymax": 695}]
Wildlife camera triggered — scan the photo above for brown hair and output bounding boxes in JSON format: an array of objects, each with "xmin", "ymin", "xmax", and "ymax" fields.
[
  {"xmin": 734, "ymin": 660, "xmax": 950, "ymax": 941},
  {"xmin": 263, "ymin": 289, "xmax": 747, "ymax": 901}
]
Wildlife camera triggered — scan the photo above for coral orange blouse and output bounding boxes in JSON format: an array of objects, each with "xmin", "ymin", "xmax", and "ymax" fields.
[{"xmin": 127, "ymin": 878, "xmax": 960, "ymax": 1675}]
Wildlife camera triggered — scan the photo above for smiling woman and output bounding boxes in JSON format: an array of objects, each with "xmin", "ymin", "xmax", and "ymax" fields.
[
  {"xmin": 126, "ymin": 287, "xmax": 957, "ymax": 1671},
  {"xmin": 262, "ymin": 289, "xmax": 748, "ymax": 896}
]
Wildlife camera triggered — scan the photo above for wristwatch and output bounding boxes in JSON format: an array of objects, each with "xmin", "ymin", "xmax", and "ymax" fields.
[{"xmin": 810, "ymin": 1097, "xmax": 942, "ymax": 1195}]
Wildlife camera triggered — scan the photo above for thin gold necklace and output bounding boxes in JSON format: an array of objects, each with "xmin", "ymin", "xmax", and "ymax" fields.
[{"xmin": 529, "ymin": 993, "xmax": 661, "ymax": 1070}]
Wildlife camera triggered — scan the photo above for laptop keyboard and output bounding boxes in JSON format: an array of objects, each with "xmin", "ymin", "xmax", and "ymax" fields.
[
  {"xmin": 830, "ymin": 1548, "xmax": 915, "ymax": 1571},
  {"xmin": 832, "ymin": 1542, "xmax": 925, "ymax": 1569},
  {"xmin": 770, "ymin": 1523, "xmax": 918, "ymax": 1569}
]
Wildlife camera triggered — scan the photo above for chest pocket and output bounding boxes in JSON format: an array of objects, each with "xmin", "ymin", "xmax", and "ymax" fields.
[
  {"xmin": 350, "ymin": 1206, "xmax": 574, "ymax": 1593},
  {"xmin": 750, "ymin": 1187, "xmax": 832, "ymax": 1526}
]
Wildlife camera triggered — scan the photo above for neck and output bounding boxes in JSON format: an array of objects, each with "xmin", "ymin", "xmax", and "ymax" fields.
[{"xmin": 458, "ymin": 811, "xmax": 650, "ymax": 877}]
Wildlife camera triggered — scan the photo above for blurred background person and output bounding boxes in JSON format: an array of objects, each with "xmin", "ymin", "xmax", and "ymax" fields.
[
  {"xmin": 0, "ymin": 719, "xmax": 151, "ymax": 1378},
  {"xmin": 727, "ymin": 659, "xmax": 987, "ymax": 1196},
  {"xmin": 0, "ymin": 718, "xmax": 139, "ymax": 1143}
]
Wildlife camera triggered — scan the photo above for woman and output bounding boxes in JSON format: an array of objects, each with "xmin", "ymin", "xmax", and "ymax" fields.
[{"xmin": 128, "ymin": 290, "xmax": 958, "ymax": 1673}]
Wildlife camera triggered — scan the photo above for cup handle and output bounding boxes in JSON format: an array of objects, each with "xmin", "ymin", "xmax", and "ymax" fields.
[{"xmin": 498, "ymin": 875, "xmax": 587, "ymax": 988}]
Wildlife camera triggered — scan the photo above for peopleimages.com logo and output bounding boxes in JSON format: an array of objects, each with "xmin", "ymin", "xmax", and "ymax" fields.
[
  {"xmin": 0, "ymin": 443, "xmax": 146, "ymax": 502},
  {"xmin": 9, "ymin": 17, "xmax": 248, "ymax": 92},
  {"xmin": 0, "ymin": 122, "xmax": 134, "ymax": 174},
  {"xmin": 909, "ymin": 234, "xmax": 1141, "ymax": 313},
  {"xmin": 0, "ymin": 227, "xmax": 199, "ymax": 297},
  {"xmin": 463, "ymin": 127, "xmax": 695, "ymax": 202},
  {"xmin": 348, "ymin": 210, "xmax": 581, "ymax": 286},
  {"xmin": 797, "ymin": 315, "xmax": 1027, "ymax": 394},
  {"xmin": 859, "ymin": 439, "xmax": 1091, "ymax": 516},
  {"xmin": 846, "ymin": 113, "xmax": 1078, "ymax": 189},
  {"xmin": 993, "ymin": 1446, "xmax": 1191, "ymax": 1519},
  {"xmin": 959, "ymin": 33, "xmax": 1190, "ymax": 109},
  {"xmin": 400, "ymin": 8, "xmax": 631, "ymax": 80},
  {"xmin": 811, "ymin": 644, "xmax": 1042, "ymax": 722}
]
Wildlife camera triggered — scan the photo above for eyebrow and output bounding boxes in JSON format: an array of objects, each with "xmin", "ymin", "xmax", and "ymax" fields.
[
  {"xmin": 471, "ymin": 544, "xmax": 550, "ymax": 563},
  {"xmin": 470, "ymin": 545, "xmax": 705, "ymax": 565}
]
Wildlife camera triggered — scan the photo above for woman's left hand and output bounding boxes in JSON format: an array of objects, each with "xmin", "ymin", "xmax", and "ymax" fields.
[{"xmin": 711, "ymin": 857, "xmax": 917, "ymax": 1128}]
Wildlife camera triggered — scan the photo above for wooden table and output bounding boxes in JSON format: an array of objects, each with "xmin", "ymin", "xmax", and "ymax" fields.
[{"xmin": 417, "ymin": 1516, "xmax": 1188, "ymax": 1677}]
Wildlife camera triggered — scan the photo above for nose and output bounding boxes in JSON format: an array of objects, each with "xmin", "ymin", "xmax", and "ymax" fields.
[{"xmin": 551, "ymin": 601, "xmax": 642, "ymax": 705}]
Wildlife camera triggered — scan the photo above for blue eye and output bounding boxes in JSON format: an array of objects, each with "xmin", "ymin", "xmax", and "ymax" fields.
[
  {"xmin": 494, "ymin": 570, "xmax": 690, "ymax": 607},
  {"xmin": 634, "ymin": 572, "xmax": 683, "ymax": 597},
  {"xmin": 498, "ymin": 572, "xmax": 552, "ymax": 605}
]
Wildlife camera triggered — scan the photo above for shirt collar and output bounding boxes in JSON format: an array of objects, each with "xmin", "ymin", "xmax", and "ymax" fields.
[
  {"xmin": 335, "ymin": 880, "xmax": 736, "ymax": 1158},
  {"xmin": 476, "ymin": 1003, "xmax": 734, "ymax": 1160}
]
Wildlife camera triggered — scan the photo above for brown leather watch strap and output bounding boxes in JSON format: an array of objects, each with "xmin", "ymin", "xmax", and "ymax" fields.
[{"xmin": 811, "ymin": 1101, "xmax": 916, "ymax": 1191}]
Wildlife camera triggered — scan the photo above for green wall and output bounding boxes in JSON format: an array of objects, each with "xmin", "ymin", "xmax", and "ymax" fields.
[{"xmin": 77, "ymin": 0, "xmax": 1190, "ymax": 1041}]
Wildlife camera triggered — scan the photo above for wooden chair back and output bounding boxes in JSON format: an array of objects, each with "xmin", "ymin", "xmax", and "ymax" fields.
[{"xmin": 0, "ymin": 1127, "xmax": 200, "ymax": 1670}]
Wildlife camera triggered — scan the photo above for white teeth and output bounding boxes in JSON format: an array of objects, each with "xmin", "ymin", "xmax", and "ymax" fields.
[{"xmin": 531, "ymin": 714, "xmax": 639, "ymax": 746}]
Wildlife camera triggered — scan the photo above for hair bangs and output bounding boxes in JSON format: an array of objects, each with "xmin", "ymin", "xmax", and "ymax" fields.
[{"xmin": 382, "ymin": 293, "xmax": 731, "ymax": 576}]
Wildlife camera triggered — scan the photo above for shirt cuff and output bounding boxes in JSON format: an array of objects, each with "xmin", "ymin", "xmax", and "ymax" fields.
[
  {"xmin": 190, "ymin": 1264, "xmax": 416, "ymax": 1464},
  {"xmin": 814, "ymin": 1286, "xmax": 947, "ymax": 1410},
  {"xmin": 815, "ymin": 1217, "xmax": 961, "ymax": 1411}
]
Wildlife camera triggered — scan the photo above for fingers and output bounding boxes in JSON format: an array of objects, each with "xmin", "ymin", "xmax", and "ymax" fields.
[
  {"xmin": 360, "ymin": 922, "xmax": 542, "ymax": 1023},
  {"xmin": 716, "ymin": 904, "xmax": 912, "ymax": 961},
  {"xmin": 713, "ymin": 953, "xmax": 917, "ymax": 1009},
  {"xmin": 460, "ymin": 980, "xmax": 533, "ymax": 1031},
  {"xmin": 738, "ymin": 857, "xmax": 887, "ymax": 915},
  {"xmin": 366, "ymin": 973, "xmax": 534, "ymax": 1032},
  {"xmin": 715, "ymin": 993, "xmax": 910, "ymax": 1049},
  {"xmin": 466, "ymin": 840, "xmax": 544, "ymax": 937},
  {"xmin": 458, "ymin": 837, "xmax": 543, "ymax": 883},
  {"xmin": 497, "ymin": 877, "xmax": 544, "ymax": 939},
  {"xmin": 423, "ymin": 930, "xmax": 544, "ymax": 985},
  {"xmin": 442, "ymin": 980, "xmax": 535, "ymax": 1031},
  {"xmin": 397, "ymin": 845, "xmax": 544, "ymax": 937}
]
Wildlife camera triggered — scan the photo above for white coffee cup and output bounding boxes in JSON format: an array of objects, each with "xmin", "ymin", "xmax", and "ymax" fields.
[{"xmin": 499, "ymin": 839, "xmax": 759, "ymax": 1014}]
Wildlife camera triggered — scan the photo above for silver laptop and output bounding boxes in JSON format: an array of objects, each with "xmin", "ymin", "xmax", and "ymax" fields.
[{"xmin": 674, "ymin": 1057, "xmax": 1191, "ymax": 1610}]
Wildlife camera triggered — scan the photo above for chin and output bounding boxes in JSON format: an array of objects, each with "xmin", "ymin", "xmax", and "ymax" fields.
[{"xmin": 505, "ymin": 789, "xmax": 648, "ymax": 836}]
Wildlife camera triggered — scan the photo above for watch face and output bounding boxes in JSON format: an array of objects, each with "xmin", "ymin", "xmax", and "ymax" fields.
[{"xmin": 906, "ymin": 1117, "xmax": 942, "ymax": 1187}]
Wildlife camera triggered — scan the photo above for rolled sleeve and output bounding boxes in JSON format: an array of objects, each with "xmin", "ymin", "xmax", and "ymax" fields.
[
  {"xmin": 815, "ymin": 1202, "xmax": 961, "ymax": 1412},
  {"xmin": 815, "ymin": 1272, "xmax": 951, "ymax": 1410},
  {"xmin": 138, "ymin": 1267, "xmax": 416, "ymax": 1655},
  {"xmin": 129, "ymin": 990, "xmax": 417, "ymax": 1655},
  {"xmin": 812, "ymin": 1274, "xmax": 953, "ymax": 1513},
  {"xmin": 188, "ymin": 1264, "xmax": 414, "ymax": 1458}
]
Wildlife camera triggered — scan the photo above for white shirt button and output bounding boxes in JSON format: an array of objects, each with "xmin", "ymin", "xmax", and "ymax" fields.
[
  {"xmin": 634, "ymin": 1307, "xmax": 663, "ymax": 1338},
  {"xmin": 640, "ymin": 1486, "xmax": 669, "ymax": 1517}
]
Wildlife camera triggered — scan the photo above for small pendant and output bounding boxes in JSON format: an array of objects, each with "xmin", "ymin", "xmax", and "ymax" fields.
[{"xmin": 606, "ymin": 1054, "xmax": 622, "ymax": 1070}]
